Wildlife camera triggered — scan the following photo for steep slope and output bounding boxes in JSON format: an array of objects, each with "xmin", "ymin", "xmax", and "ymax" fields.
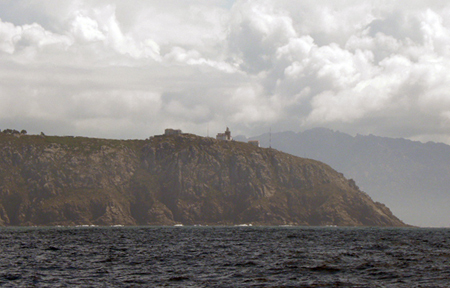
[
  {"xmin": 245, "ymin": 128, "xmax": 450, "ymax": 227},
  {"xmin": 0, "ymin": 132, "xmax": 406, "ymax": 227},
  {"xmin": 0, "ymin": 134, "xmax": 141, "ymax": 226}
]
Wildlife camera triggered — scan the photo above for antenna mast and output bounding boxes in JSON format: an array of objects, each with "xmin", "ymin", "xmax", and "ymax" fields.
[{"xmin": 269, "ymin": 127, "xmax": 272, "ymax": 149}]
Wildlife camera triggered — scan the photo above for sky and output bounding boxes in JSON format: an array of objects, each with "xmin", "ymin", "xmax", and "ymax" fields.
[{"xmin": 2, "ymin": 0, "xmax": 450, "ymax": 143}]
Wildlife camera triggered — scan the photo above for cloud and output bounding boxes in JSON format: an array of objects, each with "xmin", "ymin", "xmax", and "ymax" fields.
[
  {"xmin": 229, "ymin": 83, "xmax": 280, "ymax": 124},
  {"xmin": 70, "ymin": 11, "xmax": 106, "ymax": 43},
  {"xmin": 228, "ymin": 0, "xmax": 297, "ymax": 73},
  {"xmin": 2, "ymin": 1, "xmax": 450, "ymax": 143},
  {"xmin": 0, "ymin": 20, "xmax": 72, "ymax": 60}
]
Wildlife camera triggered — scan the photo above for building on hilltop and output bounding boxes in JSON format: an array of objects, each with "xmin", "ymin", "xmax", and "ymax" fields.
[
  {"xmin": 216, "ymin": 127, "xmax": 232, "ymax": 141},
  {"xmin": 165, "ymin": 128, "xmax": 182, "ymax": 136},
  {"xmin": 248, "ymin": 140, "xmax": 260, "ymax": 147}
]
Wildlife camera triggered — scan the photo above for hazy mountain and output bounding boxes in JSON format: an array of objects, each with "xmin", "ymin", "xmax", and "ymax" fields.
[
  {"xmin": 0, "ymin": 132, "xmax": 405, "ymax": 227},
  {"xmin": 239, "ymin": 128, "xmax": 450, "ymax": 227}
]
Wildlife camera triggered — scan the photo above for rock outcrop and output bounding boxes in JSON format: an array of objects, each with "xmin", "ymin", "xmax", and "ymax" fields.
[
  {"xmin": 241, "ymin": 127, "xmax": 450, "ymax": 227},
  {"xmin": 0, "ymin": 132, "xmax": 407, "ymax": 226}
]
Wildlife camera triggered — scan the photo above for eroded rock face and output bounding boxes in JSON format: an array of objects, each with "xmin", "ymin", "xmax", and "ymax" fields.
[{"xmin": 0, "ymin": 133, "xmax": 407, "ymax": 227}]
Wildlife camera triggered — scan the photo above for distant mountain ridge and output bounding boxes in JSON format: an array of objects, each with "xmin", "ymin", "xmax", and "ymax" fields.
[
  {"xmin": 239, "ymin": 128, "xmax": 450, "ymax": 227},
  {"xmin": 0, "ymin": 132, "xmax": 405, "ymax": 227}
]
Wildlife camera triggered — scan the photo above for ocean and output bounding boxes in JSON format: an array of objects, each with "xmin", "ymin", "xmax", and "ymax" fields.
[{"xmin": 0, "ymin": 226, "xmax": 449, "ymax": 287}]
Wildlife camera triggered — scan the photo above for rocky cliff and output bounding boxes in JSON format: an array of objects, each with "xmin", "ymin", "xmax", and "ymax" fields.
[
  {"xmin": 240, "ymin": 128, "xmax": 450, "ymax": 227},
  {"xmin": 0, "ymin": 132, "xmax": 406, "ymax": 226}
]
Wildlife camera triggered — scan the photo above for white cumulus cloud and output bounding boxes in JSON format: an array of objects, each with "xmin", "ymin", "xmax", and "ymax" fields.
[{"xmin": 2, "ymin": 0, "xmax": 450, "ymax": 143}]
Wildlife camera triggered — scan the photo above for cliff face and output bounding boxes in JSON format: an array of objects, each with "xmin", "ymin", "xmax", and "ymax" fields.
[
  {"xmin": 245, "ymin": 128, "xmax": 450, "ymax": 227},
  {"xmin": 0, "ymin": 133, "xmax": 406, "ymax": 226}
]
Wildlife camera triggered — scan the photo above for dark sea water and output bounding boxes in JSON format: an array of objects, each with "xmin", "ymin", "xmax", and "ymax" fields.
[{"xmin": 0, "ymin": 226, "xmax": 449, "ymax": 287}]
